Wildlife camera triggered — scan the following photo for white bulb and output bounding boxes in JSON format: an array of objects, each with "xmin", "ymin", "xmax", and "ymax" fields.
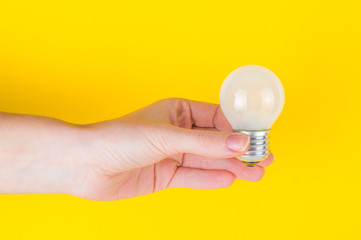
[{"xmin": 220, "ymin": 65, "xmax": 285, "ymax": 167}]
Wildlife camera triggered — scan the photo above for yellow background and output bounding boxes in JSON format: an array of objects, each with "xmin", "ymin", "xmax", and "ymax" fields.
[{"xmin": 0, "ymin": 0, "xmax": 360, "ymax": 239}]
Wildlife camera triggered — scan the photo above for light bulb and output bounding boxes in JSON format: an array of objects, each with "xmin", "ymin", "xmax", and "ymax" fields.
[{"xmin": 220, "ymin": 65, "xmax": 285, "ymax": 167}]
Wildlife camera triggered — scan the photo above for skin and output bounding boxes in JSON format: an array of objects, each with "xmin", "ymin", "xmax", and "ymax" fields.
[{"xmin": 0, "ymin": 98, "xmax": 274, "ymax": 201}]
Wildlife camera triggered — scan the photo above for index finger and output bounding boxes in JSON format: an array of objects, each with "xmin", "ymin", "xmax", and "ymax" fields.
[{"xmin": 189, "ymin": 100, "xmax": 233, "ymax": 132}]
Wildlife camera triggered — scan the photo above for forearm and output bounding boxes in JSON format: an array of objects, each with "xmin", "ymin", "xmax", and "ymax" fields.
[{"xmin": 0, "ymin": 112, "xmax": 89, "ymax": 195}]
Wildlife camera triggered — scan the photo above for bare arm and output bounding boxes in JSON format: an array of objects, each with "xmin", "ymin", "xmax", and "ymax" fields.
[
  {"xmin": 0, "ymin": 99, "xmax": 273, "ymax": 200},
  {"xmin": 0, "ymin": 112, "xmax": 88, "ymax": 195}
]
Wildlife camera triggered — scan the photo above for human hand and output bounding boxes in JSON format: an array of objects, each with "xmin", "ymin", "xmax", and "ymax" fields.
[
  {"xmin": 76, "ymin": 99, "xmax": 274, "ymax": 200},
  {"xmin": 0, "ymin": 98, "xmax": 274, "ymax": 200}
]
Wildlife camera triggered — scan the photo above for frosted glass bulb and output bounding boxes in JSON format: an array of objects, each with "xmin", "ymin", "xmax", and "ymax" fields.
[{"xmin": 220, "ymin": 65, "xmax": 285, "ymax": 167}]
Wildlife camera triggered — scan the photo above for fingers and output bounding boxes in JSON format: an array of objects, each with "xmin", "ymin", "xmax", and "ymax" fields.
[
  {"xmin": 191, "ymin": 127, "xmax": 218, "ymax": 131},
  {"xmin": 124, "ymin": 98, "xmax": 233, "ymax": 131},
  {"xmin": 167, "ymin": 153, "xmax": 274, "ymax": 189},
  {"xmin": 164, "ymin": 126, "xmax": 250, "ymax": 158},
  {"xmin": 188, "ymin": 100, "xmax": 233, "ymax": 131},
  {"xmin": 257, "ymin": 153, "xmax": 275, "ymax": 167},
  {"xmin": 167, "ymin": 167, "xmax": 235, "ymax": 189},
  {"xmin": 182, "ymin": 154, "xmax": 265, "ymax": 182}
]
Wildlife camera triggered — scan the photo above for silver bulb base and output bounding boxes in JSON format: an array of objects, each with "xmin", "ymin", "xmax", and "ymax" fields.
[{"xmin": 234, "ymin": 129, "xmax": 270, "ymax": 167}]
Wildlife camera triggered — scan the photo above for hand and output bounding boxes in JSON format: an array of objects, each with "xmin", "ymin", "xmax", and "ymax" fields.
[
  {"xmin": 77, "ymin": 99, "xmax": 274, "ymax": 200},
  {"xmin": 0, "ymin": 98, "xmax": 274, "ymax": 201}
]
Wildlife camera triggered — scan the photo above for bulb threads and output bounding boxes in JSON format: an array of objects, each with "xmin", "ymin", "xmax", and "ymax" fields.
[{"xmin": 234, "ymin": 129, "xmax": 270, "ymax": 167}]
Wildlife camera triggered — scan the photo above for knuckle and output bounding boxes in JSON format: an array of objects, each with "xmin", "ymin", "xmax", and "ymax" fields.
[{"xmin": 159, "ymin": 98, "xmax": 189, "ymax": 107}]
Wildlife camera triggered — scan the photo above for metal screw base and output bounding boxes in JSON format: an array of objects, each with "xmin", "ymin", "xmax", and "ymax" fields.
[{"xmin": 234, "ymin": 129, "xmax": 270, "ymax": 167}]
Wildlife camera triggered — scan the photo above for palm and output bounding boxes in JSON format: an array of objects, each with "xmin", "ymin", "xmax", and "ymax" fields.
[
  {"xmin": 81, "ymin": 99, "xmax": 272, "ymax": 201},
  {"xmin": 103, "ymin": 155, "xmax": 182, "ymax": 200}
]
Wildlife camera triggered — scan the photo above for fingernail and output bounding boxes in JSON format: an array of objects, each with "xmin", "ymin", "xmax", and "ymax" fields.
[{"xmin": 226, "ymin": 134, "xmax": 250, "ymax": 152}]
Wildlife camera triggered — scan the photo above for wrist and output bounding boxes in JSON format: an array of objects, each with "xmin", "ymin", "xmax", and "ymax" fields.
[{"xmin": 0, "ymin": 114, "xmax": 93, "ymax": 196}]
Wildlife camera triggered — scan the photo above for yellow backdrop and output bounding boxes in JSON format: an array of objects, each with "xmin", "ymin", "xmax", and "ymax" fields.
[{"xmin": 0, "ymin": 0, "xmax": 360, "ymax": 239}]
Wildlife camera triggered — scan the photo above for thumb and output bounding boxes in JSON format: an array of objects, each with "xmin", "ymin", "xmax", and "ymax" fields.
[{"xmin": 159, "ymin": 126, "xmax": 250, "ymax": 158}]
